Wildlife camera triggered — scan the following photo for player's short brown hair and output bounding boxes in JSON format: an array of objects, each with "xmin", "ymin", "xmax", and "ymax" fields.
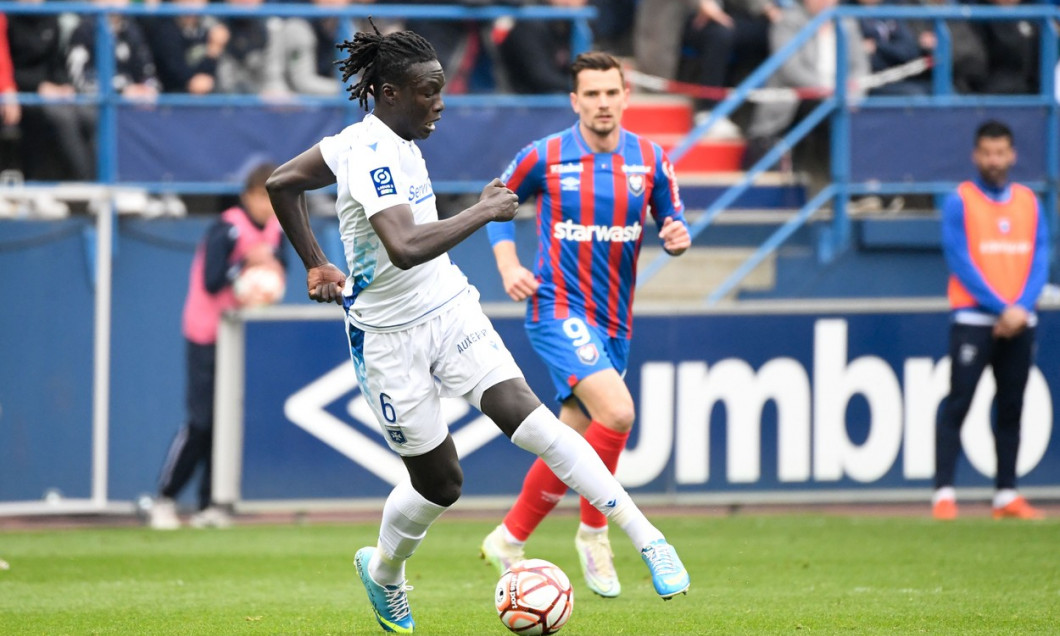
[{"xmin": 569, "ymin": 51, "xmax": 625, "ymax": 92}]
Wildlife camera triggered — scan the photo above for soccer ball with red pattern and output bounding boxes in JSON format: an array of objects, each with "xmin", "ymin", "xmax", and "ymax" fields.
[
  {"xmin": 233, "ymin": 265, "xmax": 285, "ymax": 308},
  {"xmin": 495, "ymin": 559, "xmax": 574, "ymax": 635}
]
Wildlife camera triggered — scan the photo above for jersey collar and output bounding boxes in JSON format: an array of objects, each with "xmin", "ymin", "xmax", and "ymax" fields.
[
  {"xmin": 571, "ymin": 122, "xmax": 626, "ymax": 156},
  {"xmin": 365, "ymin": 112, "xmax": 416, "ymax": 148},
  {"xmin": 973, "ymin": 177, "xmax": 1012, "ymax": 203}
]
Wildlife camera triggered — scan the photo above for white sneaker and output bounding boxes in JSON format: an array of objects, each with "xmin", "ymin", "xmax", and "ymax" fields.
[
  {"xmin": 480, "ymin": 524, "xmax": 525, "ymax": 575},
  {"xmin": 189, "ymin": 506, "xmax": 233, "ymax": 529},
  {"xmin": 149, "ymin": 497, "xmax": 180, "ymax": 530},
  {"xmin": 575, "ymin": 527, "xmax": 621, "ymax": 598},
  {"xmin": 694, "ymin": 111, "xmax": 743, "ymax": 140}
]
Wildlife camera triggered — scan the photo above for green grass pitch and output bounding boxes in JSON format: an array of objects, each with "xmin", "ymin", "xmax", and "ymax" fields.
[{"xmin": 1, "ymin": 512, "xmax": 1057, "ymax": 635}]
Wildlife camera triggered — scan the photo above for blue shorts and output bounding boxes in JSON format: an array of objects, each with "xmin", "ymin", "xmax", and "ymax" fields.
[{"xmin": 525, "ymin": 316, "xmax": 630, "ymax": 404}]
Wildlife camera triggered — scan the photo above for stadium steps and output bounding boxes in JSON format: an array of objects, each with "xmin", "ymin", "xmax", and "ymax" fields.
[
  {"xmin": 624, "ymin": 97, "xmax": 809, "ymax": 300},
  {"xmin": 636, "ymin": 246, "xmax": 776, "ymax": 306},
  {"xmin": 624, "ymin": 95, "xmax": 745, "ymax": 173}
]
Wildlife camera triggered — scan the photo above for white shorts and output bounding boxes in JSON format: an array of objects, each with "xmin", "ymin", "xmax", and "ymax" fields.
[{"xmin": 345, "ymin": 292, "xmax": 523, "ymax": 456}]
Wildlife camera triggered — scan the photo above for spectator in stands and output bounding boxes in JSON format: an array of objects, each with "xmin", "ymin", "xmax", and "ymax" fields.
[
  {"xmin": 933, "ymin": 120, "xmax": 1049, "ymax": 522},
  {"xmin": 7, "ymin": 0, "xmax": 95, "ymax": 181},
  {"xmin": 273, "ymin": 0, "xmax": 363, "ymax": 95},
  {"xmin": 140, "ymin": 0, "xmax": 229, "ymax": 94},
  {"xmin": 907, "ymin": 0, "xmax": 988, "ymax": 94},
  {"xmin": 742, "ymin": 0, "xmax": 869, "ymax": 194},
  {"xmin": 495, "ymin": 0, "xmax": 586, "ymax": 94},
  {"xmin": 216, "ymin": 0, "xmax": 286, "ymax": 94},
  {"xmin": 67, "ymin": 0, "xmax": 160, "ymax": 98},
  {"xmin": 0, "ymin": 15, "xmax": 20, "ymax": 131},
  {"xmin": 635, "ymin": 0, "xmax": 779, "ymax": 139},
  {"xmin": 404, "ymin": 0, "xmax": 493, "ymax": 94},
  {"xmin": 588, "ymin": 0, "xmax": 636, "ymax": 56},
  {"xmin": 854, "ymin": 0, "xmax": 929, "ymax": 96},
  {"xmin": 150, "ymin": 162, "xmax": 286, "ymax": 531},
  {"xmin": 973, "ymin": 0, "xmax": 1038, "ymax": 95}
]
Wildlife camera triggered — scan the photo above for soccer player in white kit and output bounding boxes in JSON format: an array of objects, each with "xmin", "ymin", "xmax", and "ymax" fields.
[{"xmin": 266, "ymin": 24, "xmax": 689, "ymax": 634}]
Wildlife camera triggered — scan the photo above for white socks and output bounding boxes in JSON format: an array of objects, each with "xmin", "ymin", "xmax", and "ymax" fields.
[
  {"xmin": 501, "ymin": 524, "xmax": 526, "ymax": 547},
  {"xmin": 932, "ymin": 486, "xmax": 956, "ymax": 505},
  {"xmin": 934, "ymin": 487, "xmax": 1021, "ymax": 509},
  {"xmin": 370, "ymin": 479, "xmax": 448, "ymax": 586},
  {"xmin": 993, "ymin": 489, "xmax": 1018, "ymax": 509},
  {"xmin": 511, "ymin": 405, "xmax": 663, "ymax": 550},
  {"xmin": 579, "ymin": 522, "xmax": 607, "ymax": 535}
]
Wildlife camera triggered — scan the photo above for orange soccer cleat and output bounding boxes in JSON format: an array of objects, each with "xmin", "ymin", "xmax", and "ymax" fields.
[
  {"xmin": 992, "ymin": 496, "xmax": 1045, "ymax": 520},
  {"xmin": 932, "ymin": 498, "xmax": 958, "ymax": 520}
]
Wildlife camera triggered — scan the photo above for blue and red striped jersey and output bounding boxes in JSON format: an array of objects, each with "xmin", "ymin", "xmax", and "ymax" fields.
[{"xmin": 487, "ymin": 124, "xmax": 686, "ymax": 339}]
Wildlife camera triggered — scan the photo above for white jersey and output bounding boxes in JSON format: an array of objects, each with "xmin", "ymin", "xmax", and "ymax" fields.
[{"xmin": 319, "ymin": 113, "xmax": 469, "ymax": 332}]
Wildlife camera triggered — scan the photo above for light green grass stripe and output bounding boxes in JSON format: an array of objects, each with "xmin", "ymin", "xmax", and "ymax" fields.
[{"xmin": 1, "ymin": 515, "xmax": 1057, "ymax": 635}]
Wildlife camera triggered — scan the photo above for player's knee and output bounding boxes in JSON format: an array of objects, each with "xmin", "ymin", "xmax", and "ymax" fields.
[
  {"xmin": 596, "ymin": 401, "xmax": 635, "ymax": 433},
  {"xmin": 418, "ymin": 465, "xmax": 463, "ymax": 507},
  {"xmin": 431, "ymin": 475, "xmax": 463, "ymax": 508},
  {"xmin": 481, "ymin": 378, "xmax": 543, "ymax": 437}
]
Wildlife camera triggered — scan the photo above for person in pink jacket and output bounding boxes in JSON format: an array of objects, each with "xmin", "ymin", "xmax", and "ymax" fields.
[{"xmin": 149, "ymin": 162, "xmax": 286, "ymax": 530}]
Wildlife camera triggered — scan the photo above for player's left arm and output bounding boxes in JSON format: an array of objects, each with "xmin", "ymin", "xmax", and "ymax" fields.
[
  {"xmin": 1017, "ymin": 194, "xmax": 1051, "ymax": 311},
  {"xmin": 651, "ymin": 151, "xmax": 691, "ymax": 256},
  {"xmin": 370, "ymin": 179, "xmax": 519, "ymax": 270}
]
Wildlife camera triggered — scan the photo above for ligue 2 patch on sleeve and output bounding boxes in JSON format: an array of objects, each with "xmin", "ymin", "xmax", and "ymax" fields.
[{"xmin": 371, "ymin": 167, "xmax": 396, "ymax": 197}]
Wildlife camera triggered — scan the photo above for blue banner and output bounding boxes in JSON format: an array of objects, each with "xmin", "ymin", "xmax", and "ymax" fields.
[
  {"xmin": 240, "ymin": 309, "xmax": 1059, "ymax": 500},
  {"xmin": 850, "ymin": 106, "xmax": 1048, "ymax": 184},
  {"xmin": 117, "ymin": 104, "xmax": 576, "ymax": 185}
]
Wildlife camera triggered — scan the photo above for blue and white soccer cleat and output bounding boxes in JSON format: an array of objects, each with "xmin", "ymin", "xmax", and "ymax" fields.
[
  {"xmin": 354, "ymin": 547, "xmax": 415, "ymax": 633},
  {"xmin": 640, "ymin": 539, "xmax": 690, "ymax": 599}
]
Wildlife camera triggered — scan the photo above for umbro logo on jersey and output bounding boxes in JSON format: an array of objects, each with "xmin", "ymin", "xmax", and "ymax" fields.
[
  {"xmin": 560, "ymin": 176, "xmax": 580, "ymax": 191},
  {"xmin": 371, "ymin": 167, "xmax": 396, "ymax": 197}
]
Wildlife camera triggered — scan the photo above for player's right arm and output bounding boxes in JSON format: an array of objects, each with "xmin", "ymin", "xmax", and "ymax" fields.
[
  {"xmin": 486, "ymin": 142, "xmax": 543, "ymax": 301},
  {"xmin": 492, "ymin": 241, "xmax": 539, "ymax": 302},
  {"xmin": 266, "ymin": 145, "xmax": 347, "ymax": 304}
]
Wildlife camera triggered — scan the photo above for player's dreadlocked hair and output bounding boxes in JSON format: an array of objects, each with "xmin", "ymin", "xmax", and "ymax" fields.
[{"xmin": 337, "ymin": 19, "xmax": 438, "ymax": 111}]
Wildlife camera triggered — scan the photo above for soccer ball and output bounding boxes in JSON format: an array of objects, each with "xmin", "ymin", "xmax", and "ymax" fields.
[
  {"xmin": 495, "ymin": 559, "xmax": 573, "ymax": 635},
  {"xmin": 233, "ymin": 265, "xmax": 285, "ymax": 307}
]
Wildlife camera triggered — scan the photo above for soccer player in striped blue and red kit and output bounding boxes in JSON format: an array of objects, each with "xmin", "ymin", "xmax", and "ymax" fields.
[{"xmin": 481, "ymin": 51, "xmax": 692, "ymax": 598}]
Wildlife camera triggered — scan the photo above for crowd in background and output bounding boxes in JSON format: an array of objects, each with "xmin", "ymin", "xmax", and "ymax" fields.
[{"xmin": 0, "ymin": 0, "xmax": 1053, "ymax": 183}]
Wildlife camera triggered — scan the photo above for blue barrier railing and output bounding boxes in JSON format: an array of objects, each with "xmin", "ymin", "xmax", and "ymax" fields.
[
  {"xmin": 655, "ymin": 4, "xmax": 1060, "ymax": 305},
  {"xmin": 1, "ymin": 2, "xmax": 595, "ymax": 188}
]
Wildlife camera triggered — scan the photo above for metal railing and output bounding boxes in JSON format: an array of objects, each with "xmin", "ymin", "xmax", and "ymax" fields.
[
  {"xmin": 639, "ymin": 5, "xmax": 1060, "ymax": 305},
  {"xmin": 1, "ymin": 2, "xmax": 595, "ymax": 189}
]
